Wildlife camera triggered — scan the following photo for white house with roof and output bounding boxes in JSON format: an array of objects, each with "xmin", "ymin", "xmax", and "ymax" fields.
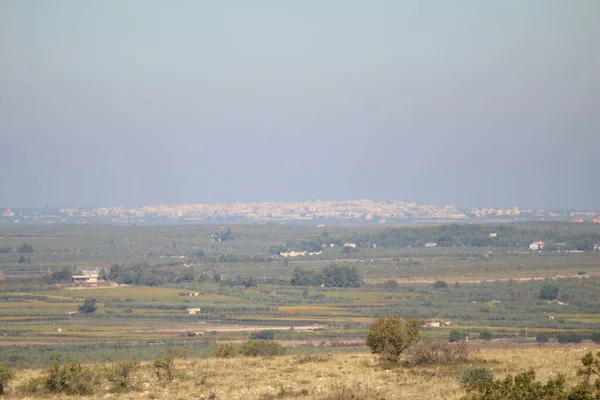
[{"xmin": 72, "ymin": 269, "xmax": 99, "ymax": 284}]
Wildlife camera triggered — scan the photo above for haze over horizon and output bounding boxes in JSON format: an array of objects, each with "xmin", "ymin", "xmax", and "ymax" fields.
[{"xmin": 1, "ymin": 1, "xmax": 599, "ymax": 210}]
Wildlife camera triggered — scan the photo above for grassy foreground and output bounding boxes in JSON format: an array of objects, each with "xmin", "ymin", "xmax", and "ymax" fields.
[{"xmin": 4, "ymin": 344, "xmax": 599, "ymax": 399}]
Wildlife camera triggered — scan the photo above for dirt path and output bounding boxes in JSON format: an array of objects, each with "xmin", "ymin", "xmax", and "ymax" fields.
[{"xmin": 364, "ymin": 272, "xmax": 599, "ymax": 285}]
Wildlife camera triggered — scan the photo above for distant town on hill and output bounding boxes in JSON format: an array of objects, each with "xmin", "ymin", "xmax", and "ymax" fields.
[{"xmin": 1, "ymin": 200, "xmax": 599, "ymax": 226}]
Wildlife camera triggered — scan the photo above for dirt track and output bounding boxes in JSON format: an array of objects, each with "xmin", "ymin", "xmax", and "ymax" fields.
[{"xmin": 364, "ymin": 272, "xmax": 599, "ymax": 285}]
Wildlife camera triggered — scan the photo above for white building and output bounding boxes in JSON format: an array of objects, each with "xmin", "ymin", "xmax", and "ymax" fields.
[
  {"xmin": 529, "ymin": 241, "xmax": 545, "ymax": 250},
  {"xmin": 72, "ymin": 269, "xmax": 99, "ymax": 284}
]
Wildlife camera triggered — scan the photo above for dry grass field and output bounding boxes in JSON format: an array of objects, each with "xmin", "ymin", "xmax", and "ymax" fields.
[{"xmin": 3, "ymin": 344, "xmax": 598, "ymax": 400}]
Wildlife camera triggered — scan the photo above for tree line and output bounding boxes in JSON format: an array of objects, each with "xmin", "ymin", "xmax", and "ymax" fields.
[{"xmin": 290, "ymin": 265, "xmax": 361, "ymax": 287}]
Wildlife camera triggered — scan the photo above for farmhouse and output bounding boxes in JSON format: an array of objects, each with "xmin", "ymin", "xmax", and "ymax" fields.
[
  {"xmin": 72, "ymin": 269, "xmax": 99, "ymax": 284},
  {"xmin": 280, "ymin": 251, "xmax": 306, "ymax": 257},
  {"xmin": 187, "ymin": 308, "xmax": 201, "ymax": 315},
  {"xmin": 422, "ymin": 320, "xmax": 452, "ymax": 328},
  {"xmin": 529, "ymin": 241, "xmax": 545, "ymax": 250},
  {"xmin": 424, "ymin": 242, "xmax": 437, "ymax": 247}
]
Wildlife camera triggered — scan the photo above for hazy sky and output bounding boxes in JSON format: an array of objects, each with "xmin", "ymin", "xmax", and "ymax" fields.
[{"xmin": 1, "ymin": 1, "xmax": 599, "ymax": 210}]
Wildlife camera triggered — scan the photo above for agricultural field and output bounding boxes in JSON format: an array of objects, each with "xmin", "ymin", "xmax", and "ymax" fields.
[{"xmin": 1, "ymin": 222, "xmax": 600, "ymax": 371}]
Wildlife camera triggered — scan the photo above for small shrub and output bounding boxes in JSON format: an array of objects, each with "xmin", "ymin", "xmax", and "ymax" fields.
[
  {"xmin": 293, "ymin": 354, "xmax": 330, "ymax": 364},
  {"xmin": 215, "ymin": 343, "xmax": 239, "ymax": 358},
  {"xmin": 17, "ymin": 376, "xmax": 47, "ymax": 395},
  {"xmin": 577, "ymin": 271, "xmax": 587, "ymax": 275},
  {"xmin": 44, "ymin": 360, "xmax": 97, "ymax": 395},
  {"xmin": 153, "ymin": 350, "xmax": 180, "ymax": 382},
  {"xmin": 249, "ymin": 330, "xmax": 276, "ymax": 340},
  {"xmin": 433, "ymin": 280, "xmax": 448, "ymax": 289},
  {"xmin": 78, "ymin": 298, "xmax": 97, "ymax": 314},
  {"xmin": 479, "ymin": 330, "xmax": 493, "ymax": 341},
  {"xmin": 449, "ymin": 329, "xmax": 466, "ymax": 343},
  {"xmin": 0, "ymin": 364, "xmax": 15, "ymax": 395},
  {"xmin": 215, "ymin": 340, "xmax": 286, "ymax": 358},
  {"xmin": 239, "ymin": 340, "xmax": 286, "ymax": 357},
  {"xmin": 460, "ymin": 367, "xmax": 494, "ymax": 392},
  {"xmin": 318, "ymin": 383, "xmax": 380, "ymax": 400},
  {"xmin": 540, "ymin": 284, "xmax": 559, "ymax": 300},
  {"xmin": 105, "ymin": 360, "xmax": 139, "ymax": 391},
  {"xmin": 404, "ymin": 339, "xmax": 468, "ymax": 366},
  {"xmin": 536, "ymin": 333, "xmax": 549, "ymax": 344},
  {"xmin": 382, "ymin": 279, "xmax": 400, "ymax": 291}
]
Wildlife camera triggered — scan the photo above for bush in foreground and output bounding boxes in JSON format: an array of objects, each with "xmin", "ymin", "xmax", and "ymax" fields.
[
  {"xmin": 460, "ymin": 367, "xmax": 494, "ymax": 392},
  {"xmin": 403, "ymin": 339, "xmax": 468, "ymax": 366},
  {"xmin": 0, "ymin": 364, "xmax": 15, "ymax": 395},
  {"xmin": 21, "ymin": 359, "xmax": 98, "ymax": 396},
  {"xmin": 105, "ymin": 360, "xmax": 139, "ymax": 391},
  {"xmin": 153, "ymin": 349, "xmax": 185, "ymax": 382},
  {"xmin": 462, "ymin": 351, "xmax": 600, "ymax": 400},
  {"xmin": 366, "ymin": 315, "xmax": 420, "ymax": 364}
]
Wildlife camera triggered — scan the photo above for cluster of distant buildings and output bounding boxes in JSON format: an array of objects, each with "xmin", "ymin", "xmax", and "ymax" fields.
[{"xmin": 2, "ymin": 202, "xmax": 600, "ymax": 224}]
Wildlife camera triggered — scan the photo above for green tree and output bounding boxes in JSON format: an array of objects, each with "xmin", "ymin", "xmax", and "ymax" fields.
[
  {"xmin": 557, "ymin": 332, "xmax": 582, "ymax": 344},
  {"xmin": 78, "ymin": 298, "xmax": 97, "ymax": 314},
  {"xmin": 50, "ymin": 267, "xmax": 72, "ymax": 283},
  {"xmin": 17, "ymin": 244, "xmax": 33, "ymax": 253},
  {"xmin": 536, "ymin": 333, "xmax": 549, "ymax": 344},
  {"xmin": 366, "ymin": 315, "xmax": 420, "ymax": 364},
  {"xmin": 17, "ymin": 255, "xmax": 26, "ymax": 264},
  {"xmin": 108, "ymin": 265, "xmax": 121, "ymax": 282},
  {"xmin": 176, "ymin": 269, "xmax": 195, "ymax": 283},
  {"xmin": 479, "ymin": 329, "xmax": 493, "ymax": 341},
  {"xmin": 0, "ymin": 364, "xmax": 15, "ymax": 395},
  {"xmin": 590, "ymin": 332, "xmax": 600, "ymax": 345},
  {"xmin": 249, "ymin": 330, "xmax": 275, "ymax": 340},
  {"xmin": 449, "ymin": 329, "xmax": 466, "ymax": 343},
  {"xmin": 383, "ymin": 279, "xmax": 400, "ymax": 291},
  {"xmin": 99, "ymin": 268, "xmax": 108, "ymax": 281},
  {"xmin": 540, "ymin": 284, "xmax": 559, "ymax": 300},
  {"xmin": 433, "ymin": 280, "xmax": 448, "ymax": 289}
]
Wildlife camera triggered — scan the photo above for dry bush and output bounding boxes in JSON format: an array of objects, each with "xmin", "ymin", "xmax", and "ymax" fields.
[
  {"xmin": 318, "ymin": 383, "xmax": 381, "ymax": 400},
  {"xmin": 293, "ymin": 354, "xmax": 331, "ymax": 364},
  {"xmin": 215, "ymin": 342, "xmax": 240, "ymax": 358},
  {"xmin": 105, "ymin": 360, "xmax": 139, "ymax": 391},
  {"xmin": 0, "ymin": 364, "xmax": 15, "ymax": 395},
  {"xmin": 403, "ymin": 339, "xmax": 468, "ymax": 366},
  {"xmin": 20, "ymin": 359, "xmax": 98, "ymax": 396}
]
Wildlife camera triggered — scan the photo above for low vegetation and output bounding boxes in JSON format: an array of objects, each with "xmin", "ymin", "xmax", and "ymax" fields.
[
  {"xmin": 0, "ymin": 364, "xmax": 15, "ymax": 395},
  {"xmin": 214, "ymin": 340, "xmax": 286, "ymax": 358}
]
